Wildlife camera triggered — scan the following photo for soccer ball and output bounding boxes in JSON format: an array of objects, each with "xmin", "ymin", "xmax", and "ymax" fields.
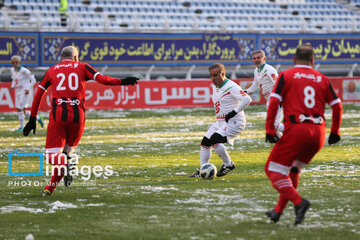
[{"xmin": 200, "ymin": 163, "xmax": 217, "ymax": 180}]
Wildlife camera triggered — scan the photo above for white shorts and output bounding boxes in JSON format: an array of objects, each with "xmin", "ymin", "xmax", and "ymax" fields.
[
  {"xmin": 204, "ymin": 119, "xmax": 246, "ymax": 145},
  {"xmin": 15, "ymin": 92, "xmax": 31, "ymax": 109}
]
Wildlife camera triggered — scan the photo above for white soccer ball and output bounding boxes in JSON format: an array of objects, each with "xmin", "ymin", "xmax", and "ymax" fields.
[
  {"xmin": 200, "ymin": 163, "xmax": 217, "ymax": 180},
  {"xmin": 25, "ymin": 233, "xmax": 34, "ymax": 240}
]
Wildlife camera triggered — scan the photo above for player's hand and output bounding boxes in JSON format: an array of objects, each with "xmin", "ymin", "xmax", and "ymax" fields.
[
  {"xmin": 328, "ymin": 132, "xmax": 340, "ymax": 145},
  {"xmin": 265, "ymin": 133, "xmax": 279, "ymax": 143},
  {"xmin": 23, "ymin": 116, "xmax": 37, "ymax": 136},
  {"xmin": 121, "ymin": 77, "xmax": 139, "ymax": 85},
  {"xmin": 225, "ymin": 110, "xmax": 237, "ymax": 123}
]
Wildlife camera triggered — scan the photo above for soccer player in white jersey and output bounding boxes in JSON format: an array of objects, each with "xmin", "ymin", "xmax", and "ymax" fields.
[
  {"xmin": 190, "ymin": 63, "xmax": 252, "ymax": 177},
  {"xmin": 245, "ymin": 50, "xmax": 284, "ymax": 136},
  {"xmin": 10, "ymin": 55, "xmax": 43, "ymax": 132}
]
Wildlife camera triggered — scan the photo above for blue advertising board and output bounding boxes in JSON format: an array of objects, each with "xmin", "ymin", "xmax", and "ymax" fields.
[
  {"xmin": 40, "ymin": 32, "xmax": 256, "ymax": 66},
  {"xmin": 0, "ymin": 32, "xmax": 359, "ymax": 67},
  {"xmin": 261, "ymin": 34, "xmax": 360, "ymax": 64},
  {"xmin": 0, "ymin": 32, "xmax": 39, "ymax": 66}
]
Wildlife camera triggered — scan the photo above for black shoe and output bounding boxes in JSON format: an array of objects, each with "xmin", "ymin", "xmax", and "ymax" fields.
[
  {"xmin": 266, "ymin": 209, "xmax": 281, "ymax": 223},
  {"xmin": 64, "ymin": 161, "xmax": 74, "ymax": 187},
  {"xmin": 216, "ymin": 163, "xmax": 236, "ymax": 177},
  {"xmin": 189, "ymin": 169, "xmax": 200, "ymax": 178},
  {"xmin": 294, "ymin": 198, "xmax": 311, "ymax": 225}
]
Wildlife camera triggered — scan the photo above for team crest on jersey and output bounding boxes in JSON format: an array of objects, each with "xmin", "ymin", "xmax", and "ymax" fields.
[
  {"xmin": 240, "ymin": 90, "xmax": 247, "ymax": 96},
  {"xmin": 271, "ymin": 73, "xmax": 276, "ymax": 80}
]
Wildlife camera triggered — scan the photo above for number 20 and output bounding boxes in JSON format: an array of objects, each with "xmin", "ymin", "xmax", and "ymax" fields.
[
  {"xmin": 304, "ymin": 86, "xmax": 315, "ymax": 108},
  {"xmin": 56, "ymin": 73, "xmax": 79, "ymax": 91}
]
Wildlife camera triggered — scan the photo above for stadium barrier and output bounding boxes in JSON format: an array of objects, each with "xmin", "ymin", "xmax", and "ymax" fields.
[{"xmin": 1, "ymin": 78, "xmax": 359, "ymax": 112}]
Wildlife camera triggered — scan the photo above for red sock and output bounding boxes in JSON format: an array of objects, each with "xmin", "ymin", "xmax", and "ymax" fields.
[
  {"xmin": 44, "ymin": 153, "xmax": 67, "ymax": 193},
  {"xmin": 274, "ymin": 169, "xmax": 300, "ymax": 213},
  {"xmin": 289, "ymin": 169, "xmax": 299, "ymax": 188},
  {"xmin": 268, "ymin": 171, "xmax": 302, "ymax": 207}
]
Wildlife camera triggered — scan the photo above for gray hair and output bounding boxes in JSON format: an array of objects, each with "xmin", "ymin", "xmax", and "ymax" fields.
[
  {"xmin": 61, "ymin": 46, "xmax": 79, "ymax": 59},
  {"xmin": 251, "ymin": 50, "xmax": 265, "ymax": 57},
  {"xmin": 11, "ymin": 55, "xmax": 21, "ymax": 62}
]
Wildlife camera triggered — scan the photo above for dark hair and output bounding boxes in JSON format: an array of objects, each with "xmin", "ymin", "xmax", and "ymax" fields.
[
  {"xmin": 209, "ymin": 63, "xmax": 226, "ymax": 73},
  {"xmin": 295, "ymin": 44, "xmax": 314, "ymax": 62}
]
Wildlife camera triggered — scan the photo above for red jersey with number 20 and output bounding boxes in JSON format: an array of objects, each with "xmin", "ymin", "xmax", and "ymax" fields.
[
  {"xmin": 31, "ymin": 59, "xmax": 123, "ymax": 123},
  {"xmin": 266, "ymin": 65, "xmax": 341, "ymax": 135}
]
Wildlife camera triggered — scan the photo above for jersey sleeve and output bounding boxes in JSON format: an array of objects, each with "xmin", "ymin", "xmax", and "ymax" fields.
[
  {"xmin": 23, "ymin": 68, "xmax": 36, "ymax": 88},
  {"xmin": 10, "ymin": 69, "xmax": 16, "ymax": 88},
  {"xmin": 231, "ymin": 85, "xmax": 252, "ymax": 113},
  {"xmin": 326, "ymin": 82, "xmax": 342, "ymax": 135},
  {"xmin": 267, "ymin": 67, "xmax": 278, "ymax": 85},
  {"xmin": 266, "ymin": 73, "xmax": 284, "ymax": 135},
  {"xmin": 85, "ymin": 64, "xmax": 122, "ymax": 85},
  {"xmin": 30, "ymin": 71, "xmax": 51, "ymax": 117}
]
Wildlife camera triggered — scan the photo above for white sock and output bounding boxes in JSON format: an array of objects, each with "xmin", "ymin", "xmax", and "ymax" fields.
[
  {"xmin": 18, "ymin": 111, "xmax": 25, "ymax": 128},
  {"xmin": 25, "ymin": 111, "xmax": 30, "ymax": 118},
  {"xmin": 200, "ymin": 146, "xmax": 212, "ymax": 168},
  {"xmin": 214, "ymin": 144, "xmax": 233, "ymax": 167}
]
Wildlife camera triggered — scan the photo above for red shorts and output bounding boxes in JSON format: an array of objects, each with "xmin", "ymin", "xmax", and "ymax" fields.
[
  {"xmin": 266, "ymin": 123, "xmax": 326, "ymax": 172},
  {"xmin": 45, "ymin": 120, "xmax": 85, "ymax": 153}
]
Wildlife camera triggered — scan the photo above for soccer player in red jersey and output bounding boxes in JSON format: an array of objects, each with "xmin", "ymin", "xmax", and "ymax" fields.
[
  {"xmin": 23, "ymin": 46, "xmax": 139, "ymax": 196},
  {"xmin": 264, "ymin": 44, "xmax": 342, "ymax": 225}
]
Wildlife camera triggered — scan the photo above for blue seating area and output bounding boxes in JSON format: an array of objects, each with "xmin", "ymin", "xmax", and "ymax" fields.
[{"xmin": 1, "ymin": 0, "xmax": 359, "ymax": 33}]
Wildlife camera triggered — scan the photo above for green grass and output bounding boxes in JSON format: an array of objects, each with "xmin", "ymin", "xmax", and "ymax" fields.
[{"xmin": 0, "ymin": 104, "xmax": 359, "ymax": 240}]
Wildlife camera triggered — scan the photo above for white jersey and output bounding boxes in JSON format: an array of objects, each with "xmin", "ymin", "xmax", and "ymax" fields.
[
  {"xmin": 212, "ymin": 79, "xmax": 248, "ymax": 123},
  {"xmin": 247, "ymin": 63, "xmax": 278, "ymax": 101},
  {"xmin": 10, "ymin": 66, "xmax": 36, "ymax": 95}
]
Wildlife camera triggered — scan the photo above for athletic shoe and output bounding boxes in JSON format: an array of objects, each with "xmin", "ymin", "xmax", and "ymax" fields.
[
  {"xmin": 64, "ymin": 162, "xmax": 74, "ymax": 187},
  {"xmin": 189, "ymin": 169, "xmax": 200, "ymax": 178},
  {"xmin": 266, "ymin": 209, "xmax": 281, "ymax": 223},
  {"xmin": 14, "ymin": 127, "xmax": 23, "ymax": 132},
  {"xmin": 216, "ymin": 163, "xmax": 236, "ymax": 177},
  {"xmin": 41, "ymin": 190, "xmax": 51, "ymax": 197},
  {"xmin": 38, "ymin": 115, "xmax": 44, "ymax": 128},
  {"xmin": 294, "ymin": 198, "xmax": 311, "ymax": 225}
]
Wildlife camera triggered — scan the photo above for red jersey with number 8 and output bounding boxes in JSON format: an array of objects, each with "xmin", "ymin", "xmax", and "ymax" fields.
[{"xmin": 270, "ymin": 65, "xmax": 340, "ymax": 129}]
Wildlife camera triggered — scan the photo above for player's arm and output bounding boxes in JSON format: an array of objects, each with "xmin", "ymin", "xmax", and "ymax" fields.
[
  {"xmin": 85, "ymin": 64, "xmax": 138, "ymax": 85},
  {"xmin": 225, "ymin": 88, "xmax": 252, "ymax": 122},
  {"xmin": 23, "ymin": 72, "xmax": 50, "ymax": 136},
  {"xmin": 10, "ymin": 71, "xmax": 15, "ymax": 91},
  {"xmin": 245, "ymin": 71, "xmax": 259, "ymax": 94},
  {"xmin": 23, "ymin": 68, "xmax": 36, "ymax": 87},
  {"xmin": 265, "ymin": 73, "xmax": 284, "ymax": 143},
  {"xmin": 327, "ymin": 83, "xmax": 343, "ymax": 145}
]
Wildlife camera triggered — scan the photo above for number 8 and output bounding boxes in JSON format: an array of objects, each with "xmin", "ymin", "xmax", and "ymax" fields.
[{"xmin": 304, "ymin": 86, "xmax": 315, "ymax": 108}]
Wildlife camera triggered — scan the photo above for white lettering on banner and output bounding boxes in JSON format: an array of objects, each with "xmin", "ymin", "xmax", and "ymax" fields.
[
  {"xmin": 145, "ymin": 88, "xmax": 167, "ymax": 105},
  {"xmin": 144, "ymin": 86, "xmax": 211, "ymax": 105},
  {"xmin": 115, "ymin": 84, "xmax": 140, "ymax": 105},
  {"xmin": 94, "ymin": 89, "xmax": 115, "ymax": 105},
  {"xmin": 193, "ymin": 87, "xmax": 211, "ymax": 103},
  {"xmin": 0, "ymin": 88, "xmax": 14, "ymax": 108},
  {"xmin": 85, "ymin": 89, "xmax": 93, "ymax": 101}
]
